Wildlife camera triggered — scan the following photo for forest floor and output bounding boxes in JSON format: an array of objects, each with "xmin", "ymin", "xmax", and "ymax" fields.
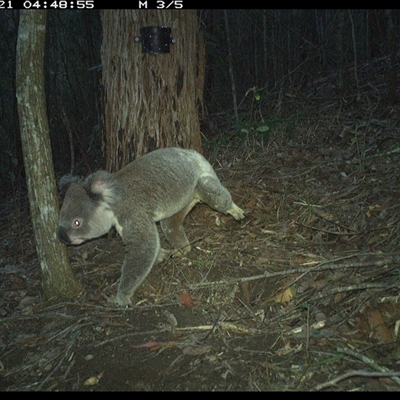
[{"xmin": 2, "ymin": 65, "xmax": 400, "ymax": 391}]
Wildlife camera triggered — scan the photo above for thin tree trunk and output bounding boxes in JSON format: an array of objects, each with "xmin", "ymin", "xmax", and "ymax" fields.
[
  {"xmin": 16, "ymin": 10, "xmax": 81, "ymax": 301},
  {"xmin": 348, "ymin": 10, "xmax": 361, "ymax": 101},
  {"xmin": 386, "ymin": 9, "xmax": 398, "ymax": 104},
  {"xmin": 336, "ymin": 10, "xmax": 345, "ymax": 90},
  {"xmin": 223, "ymin": 10, "xmax": 238, "ymax": 122}
]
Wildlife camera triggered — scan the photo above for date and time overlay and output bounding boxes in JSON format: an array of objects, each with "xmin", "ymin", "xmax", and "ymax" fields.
[{"xmin": 0, "ymin": 0, "xmax": 184, "ymax": 9}]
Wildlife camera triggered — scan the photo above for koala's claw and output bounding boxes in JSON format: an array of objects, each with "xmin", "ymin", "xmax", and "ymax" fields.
[
  {"xmin": 228, "ymin": 203, "xmax": 246, "ymax": 220},
  {"xmin": 156, "ymin": 248, "xmax": 173, "ymax": 264},
  {"xmin": 108, "ymin": 293, "xmax": 132, "ymax": 308}
]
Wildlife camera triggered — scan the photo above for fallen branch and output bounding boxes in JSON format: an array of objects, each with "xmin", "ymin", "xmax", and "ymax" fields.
[
  {"xmin": 188, "ymin": 253, "xmax": 400, "ymax": 289},
  {"xmin": 337, "ymin": 346, "xmax": 400, "ymax": 386},
  {"xmin": 35, "ymin": 332, "xmax": 79, "ymax": 391},
  {"xmin": 93, "ymin": 321, "xmax": 260, "ymax": 347},
  {"xmin": 314, "ymin": 369, "xmax": 400, "ymax": 391}
]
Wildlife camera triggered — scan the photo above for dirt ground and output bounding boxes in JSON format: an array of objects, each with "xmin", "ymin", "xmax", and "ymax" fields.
[{"xmin": 2, "ymin": 68, "xmax": 400, "ymax": 391}]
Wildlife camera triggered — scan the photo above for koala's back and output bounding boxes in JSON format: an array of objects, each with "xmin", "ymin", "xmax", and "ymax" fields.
[
  {"xmin": 117, "ymin": 148, "xmax": 214, "ymax": 180},
  {"xmin": 113, "ymin": 148, "xmax": 216, "ymax": 221}
]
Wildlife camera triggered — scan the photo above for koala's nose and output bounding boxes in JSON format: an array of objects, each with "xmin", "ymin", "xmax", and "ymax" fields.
[{"xmin": 57, "ymin": 226, "xmax": 71, "ymax": 245}]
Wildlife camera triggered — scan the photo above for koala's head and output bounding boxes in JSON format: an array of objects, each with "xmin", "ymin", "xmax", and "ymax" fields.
[{"xmin": 57, "ymin": 171, "xmax": 117, "ymax": 245}]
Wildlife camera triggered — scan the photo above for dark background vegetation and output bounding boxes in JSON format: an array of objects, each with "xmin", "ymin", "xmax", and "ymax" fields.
[{"xmin": 0, "ymin": 9, "xmax": 398, "ymax": 193}]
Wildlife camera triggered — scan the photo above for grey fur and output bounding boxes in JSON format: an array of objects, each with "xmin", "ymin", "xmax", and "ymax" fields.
[{"xmin": 57, "ymin": 147, "xmax": 245, "ymax": 307}]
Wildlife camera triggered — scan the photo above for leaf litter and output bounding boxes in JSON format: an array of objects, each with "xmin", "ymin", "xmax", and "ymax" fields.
[{"xmin": 1, "ymin": 60, "xmax": 400, "ymax": 391}]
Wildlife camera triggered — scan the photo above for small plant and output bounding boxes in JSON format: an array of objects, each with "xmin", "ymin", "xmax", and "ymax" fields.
[
  {"xmin": 239, "ymin": 123, "xmax": 270, "ymax": 148},
  {"xmin": 236, "ymin": 86, "xmax": 272, "ymax": 146}
]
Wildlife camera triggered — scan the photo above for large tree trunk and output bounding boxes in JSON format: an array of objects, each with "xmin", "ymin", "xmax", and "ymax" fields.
[
  {"xmin": 101, "ymin": 10, "xmax": 205, "ymax": 171},
  {"xmin": 16, "ymin": 10, "xmax": 82, "ymax": 301}
]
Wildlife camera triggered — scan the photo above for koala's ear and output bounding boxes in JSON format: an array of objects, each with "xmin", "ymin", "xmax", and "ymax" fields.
[
  {"xmin": 58, "ymin": 173, "xmax": 82, "ymax": 197},
  {"xmin": 84, "ymin": 171, "xmax": 117, "ymax": 204}
]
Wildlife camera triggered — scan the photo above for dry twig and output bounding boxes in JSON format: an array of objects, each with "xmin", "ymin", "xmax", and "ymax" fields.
[
  {"xmin": 314, "ymin": 370, "xmax": 400, "ymax": 391},
  {"xmin": 188, "ymin": 253, "xmax": 400, "ymax": 289}
]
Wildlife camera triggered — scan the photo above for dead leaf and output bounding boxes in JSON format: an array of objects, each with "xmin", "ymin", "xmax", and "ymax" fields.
[
  {"xmin": 180, "ymin": 291, "xmax": 194, "ymax": 308},
  {"xmin": 290, "ymin": 255, "xmax": 308, "ymax": 265},
  {"xmin": 366, "ymin": 308, "xmax": 393, "ymax": 344},
  {"xmin": 366, "ymin": 204, "xmax": 380, "ymax": 218},
  {"xmin": 182, "ymin": 345, "xmax": 211, "ymax": 355},
  {"xmin": 275, "ymin": 340, "xmax": 301, "ymax": 356},
  {"xmin": 367, "ymin": 233, "xmax": 388, "ymax": 245},
  {"xmin": 245, "ymin": 198, "xmax": 258, "ymax": 209},
  {"xmin": 272, "ymin": 286, "xmax": 296, "ymax": 303},
  {"xmin": 163, "ymin": 310, "xmax": 178, "ymax": 328},
  {"xmin": 334, "ymin": 292, "xmax": 346, "ymax": 304},
  {"xmin": 84, "ymin": 372, "xmax": 104, "ymax": 386},
  {"xmin": 238, "ymin": 281, "xmax": 251, "ymax": 304}
]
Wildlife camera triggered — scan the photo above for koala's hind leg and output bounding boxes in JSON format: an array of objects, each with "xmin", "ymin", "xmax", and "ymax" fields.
[
  {"xmin": 115, "ymin": 221, "xmax": 160, "ymax": 307},
  {"xmin": 197, "ymin": 175, "xmax": 245, "ymax": 220},
  {"xmin": 160, "ymin": 199, "xmax": 199, "ymax": 254}
]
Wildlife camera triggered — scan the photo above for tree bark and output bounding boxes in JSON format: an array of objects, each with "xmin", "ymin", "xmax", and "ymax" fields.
[
  {"xmin": 16, "ymin": 10, "xmax": 82, "ymax": 301},
  {"xmin": 101, "ymin": 10, "xmax": 204, "ymax": 171}
]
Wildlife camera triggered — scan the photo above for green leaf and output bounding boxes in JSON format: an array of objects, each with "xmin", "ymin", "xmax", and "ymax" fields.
[{"xmin": 256, "ymin": 125, "xmax": 270, "ymax": 132}]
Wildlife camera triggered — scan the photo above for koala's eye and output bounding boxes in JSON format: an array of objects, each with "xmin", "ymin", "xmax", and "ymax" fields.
[{"xmin": 73, "ymin": 219, "xmax": 81, "ymax": 228}]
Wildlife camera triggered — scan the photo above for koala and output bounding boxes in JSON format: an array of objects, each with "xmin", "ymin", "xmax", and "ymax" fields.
[{"xmin": 57, "ymin": 147, "xmax": 245, "ymax": 307}]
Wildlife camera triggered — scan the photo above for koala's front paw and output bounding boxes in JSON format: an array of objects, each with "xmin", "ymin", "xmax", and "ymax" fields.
[
  {"xmin": 228, "ymin": 203, "xmax": 245, "ymax": 220},
  {"xmin": 114, "ymin": 293, "xmax": 132, "ymax": 308}
]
